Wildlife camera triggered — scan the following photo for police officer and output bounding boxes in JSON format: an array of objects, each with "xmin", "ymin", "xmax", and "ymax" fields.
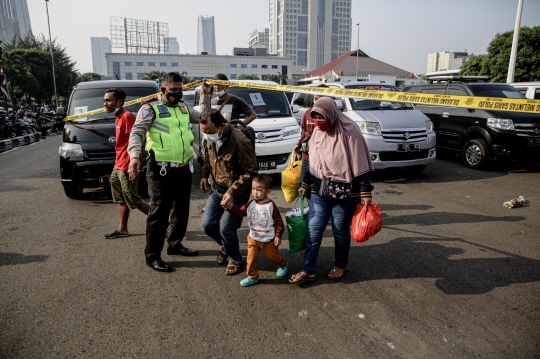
[{"xmin": 128, "ymin": 72, "xmax": 212, "ymax": 272}]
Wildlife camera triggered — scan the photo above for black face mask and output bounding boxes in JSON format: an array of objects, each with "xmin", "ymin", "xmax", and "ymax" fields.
[{"xmin": 166, "ymin": 90, "xmax": 183, "ymax": 105}]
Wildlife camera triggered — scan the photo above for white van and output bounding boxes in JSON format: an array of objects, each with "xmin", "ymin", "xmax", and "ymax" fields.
[
  {"xmin": 291, "ymin": 82, "xmax": 436, "ymax": 173},
  {"xmin": 509, "ymin": 82, "xmax": 540, "ymax": 100},
  {"xmin": 192, "ymin": 80, "xmax": 301, "ymax": 174}
]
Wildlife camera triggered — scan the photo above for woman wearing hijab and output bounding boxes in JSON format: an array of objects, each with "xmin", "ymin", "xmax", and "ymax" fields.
[{"xmin": 289, "ymin": 97, "xmax": 374, "ymax": 284}]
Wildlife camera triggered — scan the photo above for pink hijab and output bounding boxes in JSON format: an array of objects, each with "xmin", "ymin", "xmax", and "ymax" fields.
[{"xmin": 308, "ymin": 97, "xmax": 374, "ymax": 183}]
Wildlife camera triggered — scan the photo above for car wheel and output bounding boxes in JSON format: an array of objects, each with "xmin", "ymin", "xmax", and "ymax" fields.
[
  {"xmin": 63, "ymin": 187, "xmax": 83, "ymax": 199},
  {"xmin": 462, "ymin": 139, "xmax": 488, "ymax": 169},
  {"xmin": 404, "ymin": 165, "xmax": 427, "ymax": 174}
]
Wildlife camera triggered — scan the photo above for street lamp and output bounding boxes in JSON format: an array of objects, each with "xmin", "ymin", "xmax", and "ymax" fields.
[
  {"xmin": 507, "ymin": 0, "xmax": 524, "ymax": 83},
  {"xmin": 45, "ymin": 0, "xmax": 58, "ymax": 107},
  {"xmin": 355, "ymin": 23, "xmax": 360, "ymax": 81}
]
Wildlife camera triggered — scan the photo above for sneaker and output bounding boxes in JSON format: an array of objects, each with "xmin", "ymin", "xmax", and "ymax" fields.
[
  {"xmin": 240, "ymin": 277, "xmax": 258, "ymax": 287},
  {"xmin": 276, "ymin": 264, "xmax": 288, "ymax": 277}
]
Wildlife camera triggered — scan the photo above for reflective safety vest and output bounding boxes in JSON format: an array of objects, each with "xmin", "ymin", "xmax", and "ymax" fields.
[{"xmin": 146, "ymin": 101, "xmax": 194, "ymax": 163}]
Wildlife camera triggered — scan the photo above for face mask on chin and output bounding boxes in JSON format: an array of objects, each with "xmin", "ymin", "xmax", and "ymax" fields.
[
  {"xmin": 165, "ymin": 90, "xmax": 183, "ymax": 105},
  {"xmin": 216, "ymin": 89, "xmax": 226, "ymax": 97}
]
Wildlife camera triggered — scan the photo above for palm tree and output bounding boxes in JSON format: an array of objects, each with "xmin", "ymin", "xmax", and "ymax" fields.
[
  {"xmin": 0, "ymin": 50, "xmax": 26, "ymax": 99},
  {"xmin": 143, "ymin": 70, "xmax": 166, "ymax": 81},
  {"xmin": 181, "ymin": 71, "xmax": 191, "ymax": 84},
  {"xmin": 238, "ymin": 74, "xmax": 260, "ymax": 80}
]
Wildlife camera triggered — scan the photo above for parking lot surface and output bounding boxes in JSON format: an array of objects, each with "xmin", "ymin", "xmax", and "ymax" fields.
[{"xmin": 0, "ymin": 136, "xmax": 539, "ymax": 358}]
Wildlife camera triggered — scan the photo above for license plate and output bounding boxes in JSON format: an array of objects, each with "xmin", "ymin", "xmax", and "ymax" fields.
[
  {"xmin": 258, "ymin": 161, "xmax": 277, "ymax": 170},
  {"xmin": 99, "ymin": 176, "xmax": 110, "ymax": 186},
  {"xmin": 527, "ymin": 138, "xmax": 540, "ymax": 146},
  {"xmin": 397, "ymin": 143, "xmax": 420, "ymax": 152}
]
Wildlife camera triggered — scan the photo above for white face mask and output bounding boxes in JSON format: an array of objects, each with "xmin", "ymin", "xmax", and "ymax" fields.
[
  {"xmin": 203, "ymin": 126, "xmax": 224, "ymax": 143},
  {"xmin": 113, "ymin": 106, "xmax": 121, "ymax": 115},
  {"xmin": 216, "ymin": 89, "xmax": 226, "ymax": 97}
]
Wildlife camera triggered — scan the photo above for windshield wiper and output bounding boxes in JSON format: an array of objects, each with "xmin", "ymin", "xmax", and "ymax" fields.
[
  {"xmin": 257, "ymin": 113, "xmax": 286, "ymax": 118},
  {"xmin": 74, "ymin": 117, "xmax": 114, "ymax": 124}
]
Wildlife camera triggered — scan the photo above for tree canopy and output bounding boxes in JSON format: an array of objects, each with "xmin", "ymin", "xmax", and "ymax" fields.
[
  {"xmin": 76, "ymin": 72, "xmax": 102, "ymax": 83},
  {"xmin": 238, "ymin": 74, "xmax": 260, "ymax": 80},
  {"xmin": 0, "ymin": 32, "xmax": 78, "ymax": 103},
  {"xmin": 265, "ymin": 72, "xmax": 287, "ymax": 85},
  {"xmin": 460, "ymin": 26, "xmax": 540, "ymax": 82}
]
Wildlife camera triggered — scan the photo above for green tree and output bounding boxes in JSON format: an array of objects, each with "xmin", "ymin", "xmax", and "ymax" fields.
[
  {"xmin": 181, "ymin": 71, "xmax": 191, "ymax": 84},
  {"xmin": 265, "ymin": 72, "xmax": 288, "ymax": 85},
  {"xmin": 460, "ymin": 26, "xmax": 540, "ymax": 82},
  {"xmin": 76, "ymin": 72, "xmax": 102, "ymax": 83},
  {"xmin": 238, "ymin": 74, "xmax": 260, "ymax": 80},
  {"xmin": 143, "ymin": 70, "xmax": 166, "ymax": 81}
]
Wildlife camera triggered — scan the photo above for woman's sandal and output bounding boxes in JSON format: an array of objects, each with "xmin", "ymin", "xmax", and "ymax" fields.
[
  {"xmin": 225, "ymin": 262, "xmax": 242, "ymax": 275},
  {"xmin": 217, "ymin": 250, "xmax": 228, "ymax": 265},
  {"xmin": 327, "ymin": 267, "xmax": 347, "ymax": 280},
  {"xmin": 289, "ymin": 272, "xmax": 316, "ymax": 284}
]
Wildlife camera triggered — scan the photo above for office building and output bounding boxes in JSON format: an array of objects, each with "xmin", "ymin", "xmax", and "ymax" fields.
[
  {"xmin": 165, "ymin": 37, "xmax": 179, "ymax": 54},
  {"xmin": 249, "ymin": 28, "xmax": 269, "ymax": 50},
  {"xmin": 91, "ymin": 37, "xmax": 112, "ymax": 76},
  {"xmin": 197, "ymin": 15, "xmax": 216, "ymax": 55},
  {"xmin": 269, "ymin": 0, "xmax": 352, "ymax": 76},
  {"xmin": 426, "ymin": 51, "xmax": 471, "ymax": 73},
  {"xmin": 106, "ymin": 53, "xmax": 292, "ymax": 82},
  {"xmin": 0, "ymin": 0, "xmax": 31, "ymax": 44}
]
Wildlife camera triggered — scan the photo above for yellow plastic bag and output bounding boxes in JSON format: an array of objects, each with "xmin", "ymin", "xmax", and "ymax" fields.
[{"xmin": 281, "ymin": 151, "xmax": 302, "ymax": 204}]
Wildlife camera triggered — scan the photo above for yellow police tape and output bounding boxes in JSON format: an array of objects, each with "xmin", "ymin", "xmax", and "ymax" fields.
[{"xmin": 64, "ymin": 79, "xmax": 540, "ymax": 121}]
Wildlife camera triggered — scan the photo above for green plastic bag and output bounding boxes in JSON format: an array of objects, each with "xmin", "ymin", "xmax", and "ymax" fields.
[{"xmin": 287, "ymin": 196, "xmax": 309, "ymax": 254}]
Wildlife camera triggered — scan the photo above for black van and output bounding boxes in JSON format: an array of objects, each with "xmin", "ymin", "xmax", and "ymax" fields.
[
  {"xmin": 402, "ymin": 77, "xmax": 540, "ymax": 169},
  {"xmin": 57, "ymin": 80, "xmax": 159, "ymax": 198}
]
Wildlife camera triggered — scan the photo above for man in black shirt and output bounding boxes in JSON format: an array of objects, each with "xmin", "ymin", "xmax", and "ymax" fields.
[{"xmin": 210, "ymin": 73, "xmax": 257, "ymax": 125}]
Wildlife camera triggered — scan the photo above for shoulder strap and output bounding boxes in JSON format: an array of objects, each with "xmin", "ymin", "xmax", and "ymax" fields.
[{"xmin": 217, "ymin": 95, "xmax": 231, "ymax": 113}]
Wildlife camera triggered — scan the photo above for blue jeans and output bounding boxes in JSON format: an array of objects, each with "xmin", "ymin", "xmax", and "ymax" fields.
[
  {"xmin": 201, "ymin": 189, "xmax": 250, "ymax": 264},
  {"xmin": 302, "ymin": 193, "xmax": 360, "ymax": 275}
]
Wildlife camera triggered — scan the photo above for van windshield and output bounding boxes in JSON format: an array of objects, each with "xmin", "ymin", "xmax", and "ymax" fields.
[
  {"xmin": 469, "ymin": 84, "xmax": 526, "ymax": 99},
  {"xmin": 68, "ymin": 87, "xmax": 158, "ymax": 122},
  {"xmin": 227, "ymin": 87, "xmax": 292, "ymax": 118},
  {"xmin": 345, "ymin": 84, "xmax": 414, "ymax": 111}
]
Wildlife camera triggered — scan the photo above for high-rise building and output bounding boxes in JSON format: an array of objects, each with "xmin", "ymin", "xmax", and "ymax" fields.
[
  {"xmin": 197, "ymin": 15, "xmax": 216, "ymax": 55},
  {"xmin": 165, "ymin": 37, "xmax": 179, "ymax": 54},
  {"xmin": 426, "ymin": 51, "xmax": 471, "ymax": 73},
  {"xmin": 91, "ymin": 37, "xmax": 112, "ymax": 76},
  {"xmin": 249, "ymin": 28, "xmax": 269, "ymax": 50},
  {"xmin": 0, "ymin": 0, "xmax": 32, "ymax": 44},
  {"xmin": 269, "ymin": 0, "xmax": 352, "ymax": 76}
]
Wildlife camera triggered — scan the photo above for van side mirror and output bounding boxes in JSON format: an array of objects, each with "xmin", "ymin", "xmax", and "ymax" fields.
[
  {"xmin": 56, "ymin": 106, "xmax": 66, "ymax": 119},
  {"xmin": 334, "ymin": 99, "xmax": 344, "ymax": 111},
  {"xmin": 292, "ymin": 104, "xmax": 300, "ymax": 113}
]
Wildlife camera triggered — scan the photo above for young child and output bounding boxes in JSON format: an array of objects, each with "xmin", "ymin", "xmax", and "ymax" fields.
[{"xmin": 226, "ymin": 174, "xmax": 288, "ymax": 287}]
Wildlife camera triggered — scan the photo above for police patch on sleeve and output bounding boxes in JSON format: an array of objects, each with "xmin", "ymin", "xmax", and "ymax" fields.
[{"xmin": 142, "ymin": 108, "xmax": 151, "ymax": 118}]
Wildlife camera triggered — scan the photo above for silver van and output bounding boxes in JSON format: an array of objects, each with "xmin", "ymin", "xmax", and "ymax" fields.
[{"xmin": 291, "ymin": 82, "xmax": 436, "ymax": 173}]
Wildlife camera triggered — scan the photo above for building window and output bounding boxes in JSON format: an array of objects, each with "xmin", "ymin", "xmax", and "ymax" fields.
[
  {"xmin": 262, "ymin": 65, "xmax": 268, "ymax": 68},
  {"xmin": 332, "ymin": 19, "xmax": 339, "ymax": 34},
  {"xmin": 172, "ymin": 62, "xmax": 178, "ymax": 67},
  {"xmin": 230, "ymin": 64, "xmax": 237, "ymax": 68},
  {"xmin": 125, "ymin": 62, "xmax": 132, "ymax": 66},
  {"xmin": 137, "ymin": 62, "xmax": 143, "ymax": 66},
  {"xmin": 298, "ymin": 33, "xmax": 307, "ymax": 49},
  {"xmin": 298, "ymin": 16, "xmax": 308, "ymax": 32},
  {"xmin": 272, "ymin": 65, "xmax": 278, "ymax": 69},
  {"xmin": 148, "ymin": 62, "xmax": 155, "ymax": 66},
  {"xmin": 241, "ymin": 64, "xmax": 247, "ymax": 68},
  {"xmin": 282, "ymin": 65, "xmax": 288, "ymax": 77},
  {"xmin": 125, "ymin": 73, "xmax": 133, "ymax": 80},
  {"xmin": 297, "ymin": 51, "xmax": 307, "ymax": 66},
  {"xmin": 332, "ymin": 36, "xmax": 338, "ymax": 51},
  {"xmin": 113, "ymin": 62, "xmax": 120, "ymax": 79},
  {"xmin": 137, "ymin": 73, "xmax": 144, "ymax": 80},
  {"xmin": 160, "ymin": 62, "xmax": 167, "ymax": 66},
  {"xmin": 251, "ymin": 64, "xmax": 257, "ymax": 68},
  {"xmin": 230, "ymin": 74, "xmax": 237, "ymax": 79},
  {"xmin": 331, "ymin": 52, "xmax": 340, "ymax": 61}
]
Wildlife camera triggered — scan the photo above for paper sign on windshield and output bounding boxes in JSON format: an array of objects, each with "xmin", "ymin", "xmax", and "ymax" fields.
[
  {"xmin": 73, "ymin": 106, "xmax": 88, "ymax": 121},
  {"xmin": 249, "ymin": 93, "xmax": 266, "ymax": 106}
]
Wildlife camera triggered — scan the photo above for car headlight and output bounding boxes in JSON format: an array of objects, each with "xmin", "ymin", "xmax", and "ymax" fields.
[
  {"xmin": 283, "ymin": 125, "xmax": 300, "ymax": 138},
  {"xmin": 358, "ymin": 121, "xmax": 382, "ymax": 136},
  {"xmin": 59, "ymin": 143, "xmax": 83, "ymax": 158},
  {"xmin": 487, "ymin": 118, "xmax": 515, "ymax": 130},
  {"xmin": 426, "ymin": 120, "xmax": 434, "ymax": 134}
]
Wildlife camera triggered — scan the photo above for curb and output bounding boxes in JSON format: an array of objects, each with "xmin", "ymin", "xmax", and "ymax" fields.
[{"xmin": 0, "ymin": 133, "xmax": 41, "ymax": 152}]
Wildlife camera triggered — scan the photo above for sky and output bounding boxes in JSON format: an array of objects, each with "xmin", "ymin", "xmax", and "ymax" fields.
[{"xmin": 26, "ymin": 0, "xmax": 540, "ymax": 75}]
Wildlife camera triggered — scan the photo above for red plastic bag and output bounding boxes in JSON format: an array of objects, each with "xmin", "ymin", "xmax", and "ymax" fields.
[{"xmin": 351, "ymin": 203, "xmax": 382, "ymax": 244}]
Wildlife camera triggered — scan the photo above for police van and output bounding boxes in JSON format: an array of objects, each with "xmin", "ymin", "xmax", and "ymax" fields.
[
  {"xmin": 193, "ymin": 80, "xmax": 301, "ymax": 174},
  {"xmin": 291, "ymin": 82, "xmax": 437, "ymax": 173}
]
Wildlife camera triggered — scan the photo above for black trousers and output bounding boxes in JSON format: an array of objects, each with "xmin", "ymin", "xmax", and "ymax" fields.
[{"xmin": 145, "ymin": 159, "xmax": 192, "ymax": 261}]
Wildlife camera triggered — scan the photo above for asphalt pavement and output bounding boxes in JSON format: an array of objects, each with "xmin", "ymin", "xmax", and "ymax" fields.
[{"xmin": 0, "ymin": 135, "xmax": 539, "ymax": 359}]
